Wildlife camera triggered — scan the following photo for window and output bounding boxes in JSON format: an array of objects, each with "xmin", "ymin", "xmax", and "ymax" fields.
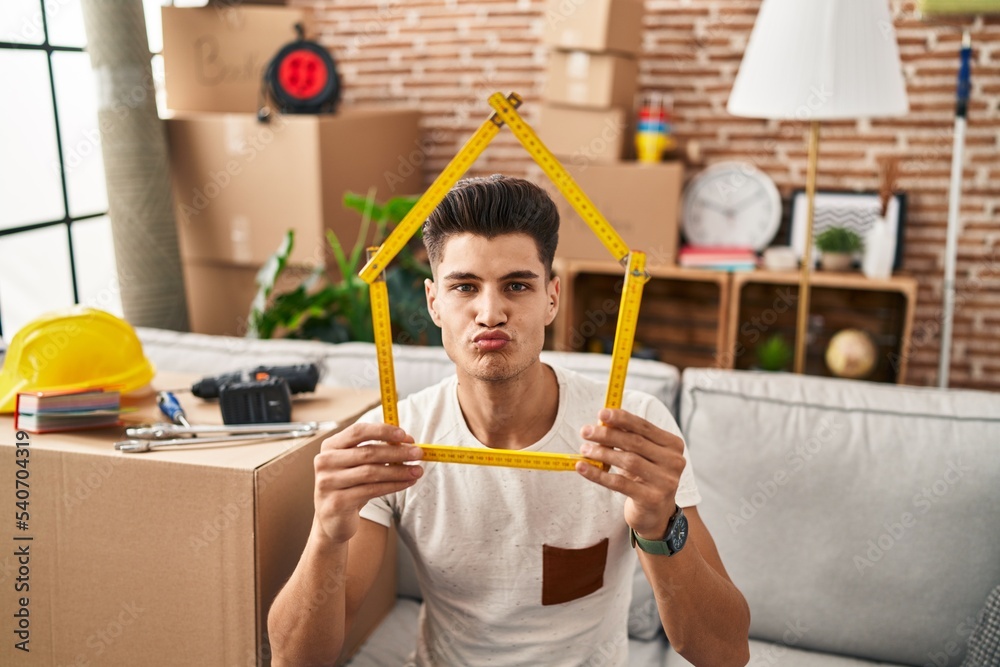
[{"xmin": 0, "ymin": 0, "xmax": 178, "ymax": 340}]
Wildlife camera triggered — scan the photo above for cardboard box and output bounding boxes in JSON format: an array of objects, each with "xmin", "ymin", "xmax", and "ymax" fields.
[
  {"xmin": 182, "ymin": 260, "xmax": 317, "ymax": 336},
  {"xmin": 0, "ymin": 374, "xmax": 387, "ymax": 667},
  {"xmin": 542, "ymin": 0, "xmax": 644, "ymax": 56},
  {"xmin": 538, "ymin": 104, "xmax": 632, "ymax": 165},
  {"xmin": 543, "ymin": 50, "xmax": 639, "ymax": 109},
  {"xmin": 165, "ymin": 108, "xmax": 424, "ymax": 269},
  {"xmin": 549, "ymin": 161, "xmax": 684, "ymax": 267},
  {"xmin": 162, "ymin": 6, "xmax": 307, "ymax": 113}
]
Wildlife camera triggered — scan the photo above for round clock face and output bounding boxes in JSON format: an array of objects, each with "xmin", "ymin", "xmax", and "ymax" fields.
[{"xmin": 681, "ymin": 161, "xmax": 782, "ymax": 251}]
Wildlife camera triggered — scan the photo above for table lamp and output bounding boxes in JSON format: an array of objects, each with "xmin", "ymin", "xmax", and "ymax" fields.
[{"xmin": 727, "ymin": 0, "xmax": 909, "ymax": 374}]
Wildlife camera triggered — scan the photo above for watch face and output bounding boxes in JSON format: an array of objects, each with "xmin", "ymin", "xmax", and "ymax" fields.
[
  {"xmin": 681, "ymin": 161, "xmax": 782, "ymax": 251},
  {"xmin": 669, "ymin": 516, "xmax": 689, "ymax": 553}
]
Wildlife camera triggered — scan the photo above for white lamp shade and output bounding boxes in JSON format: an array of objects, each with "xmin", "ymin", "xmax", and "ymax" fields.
[{"xmin": 727, "ymin": 0, "xmax": 909, "ymax": 120}]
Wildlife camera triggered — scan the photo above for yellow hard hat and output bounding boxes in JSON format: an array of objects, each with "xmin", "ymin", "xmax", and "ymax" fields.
[{"xmin": 0, "ymin": 307, "xmax": 155, "ymax": 413}]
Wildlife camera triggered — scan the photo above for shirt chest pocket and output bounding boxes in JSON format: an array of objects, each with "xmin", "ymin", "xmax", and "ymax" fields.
[{"xmin": 541, "ymin": 538, "xmax": 609, "ymax": 606}]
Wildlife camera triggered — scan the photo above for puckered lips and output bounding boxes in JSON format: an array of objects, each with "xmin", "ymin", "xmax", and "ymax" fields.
[{"xmin": 472, "ymin": 330, "xmax": 511, "ymax": 352}]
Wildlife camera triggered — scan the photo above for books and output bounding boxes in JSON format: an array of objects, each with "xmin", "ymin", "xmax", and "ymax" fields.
[
  {"xmin": 15, "ymin": 389, "xmax": 122, "ymax": 433},
  {"xmin": 678, "ymin": 245, "xmax": 758, "ymax": 271}
]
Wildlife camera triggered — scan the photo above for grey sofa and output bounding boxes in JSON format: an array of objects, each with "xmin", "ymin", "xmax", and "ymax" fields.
[{"xmin": 138, "ymin": 329, "xmax": 1000, "ymax": 667}]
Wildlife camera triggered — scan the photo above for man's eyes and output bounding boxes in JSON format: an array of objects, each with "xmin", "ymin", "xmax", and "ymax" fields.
[{"xmin": 449, "ymin": 282, "xmax": 531, "ymax": 293}]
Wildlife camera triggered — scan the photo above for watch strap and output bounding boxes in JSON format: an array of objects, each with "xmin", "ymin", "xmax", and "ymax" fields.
[{"xmin": 629, "ymin": 505, "xmax": 685, "ymax": 556}]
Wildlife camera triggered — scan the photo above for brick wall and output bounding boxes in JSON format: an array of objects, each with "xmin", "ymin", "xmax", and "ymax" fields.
[{"xmin": 299, "ymin": 0, "xmax": 1000, "ymax": 391}]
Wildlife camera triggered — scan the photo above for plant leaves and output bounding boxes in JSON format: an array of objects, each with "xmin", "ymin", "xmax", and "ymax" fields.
[
  {"xmin": 248, "ymin": 230, "xmax": 294, "ymax": 338},
  {"xmin": 384, "ymin": 196, "xmax": 420, "ymax": 225},
  {"xmin": 250, "ymin": 191, "xmax": 438, "ymax": 347}
]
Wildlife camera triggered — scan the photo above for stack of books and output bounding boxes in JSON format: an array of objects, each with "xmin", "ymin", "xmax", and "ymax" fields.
[
  {"xmin": 15, "ymin": 389, "xmax": 122, "ymax": 434},
  {"xmin": 678, "ymin": 246, "xmax": 758, "ymax": 271}
]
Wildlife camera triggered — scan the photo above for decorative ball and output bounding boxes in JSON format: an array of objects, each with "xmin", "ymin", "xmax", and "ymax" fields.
[{"xmin": 825, "ymin": 329, "xmax": 877, "ymax": 379}]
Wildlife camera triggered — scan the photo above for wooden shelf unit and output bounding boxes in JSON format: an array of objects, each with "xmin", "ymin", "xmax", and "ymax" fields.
[
  {"xmin": 725, "ymin": 270, "xmax": 918, "ymax": 384},
  {"xmin": 550, "ymin": 259, "xmax": 732, "ymax": 372},
  {"xmin": 550, "ymin": 259, "xmax": 918, "ymax": 384}
]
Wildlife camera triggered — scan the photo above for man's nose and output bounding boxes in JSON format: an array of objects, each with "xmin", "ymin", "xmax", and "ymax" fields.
[{"xmin": 475, "ymin": 288, "xmax": 507, "ymax": 327}]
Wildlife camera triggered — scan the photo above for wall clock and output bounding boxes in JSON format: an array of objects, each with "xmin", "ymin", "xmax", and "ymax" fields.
[{"xmin": 680, "ymin": 161, "xmax": 782, "ymax": 250}]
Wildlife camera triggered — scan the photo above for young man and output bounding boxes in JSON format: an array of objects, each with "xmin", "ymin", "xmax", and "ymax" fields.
[{"xmin": 268, "ymin": 176, "xmax": 750, "ymax": 666}]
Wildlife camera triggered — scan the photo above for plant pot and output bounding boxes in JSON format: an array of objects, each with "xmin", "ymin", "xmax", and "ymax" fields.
[{"xmin": 820, "ymin": 252, "xmax": 853, "ymax": 271}]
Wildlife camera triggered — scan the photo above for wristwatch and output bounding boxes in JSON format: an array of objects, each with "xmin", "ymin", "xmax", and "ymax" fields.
[{"xmin": 630, "ymin": 505, "xmax": 688, "ymax": 556}]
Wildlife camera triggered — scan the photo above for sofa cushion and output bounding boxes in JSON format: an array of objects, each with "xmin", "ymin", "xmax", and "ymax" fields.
[
  {"xmin": 680, "ymin": 369, "xmax": 1000, "ymax": 666},
  {"xmin": 343, "ymin": 598, "xmax": 421, "ymax": 666},
  {"xmin": 661, "ymin": 640, "xmax": 911, "ymax": 667}
]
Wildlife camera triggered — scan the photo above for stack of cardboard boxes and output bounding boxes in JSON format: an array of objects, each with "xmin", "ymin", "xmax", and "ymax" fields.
[
  {"xmin": 539, "ymin": 0, "xmax": 683, "ymax": 267},
  {"xmin": 161, "ymin": 5, "xmax": 423, "ymax": 335}
]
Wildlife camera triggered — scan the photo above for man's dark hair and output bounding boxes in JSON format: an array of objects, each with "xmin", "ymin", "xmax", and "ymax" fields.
[{"xmin": 422, "ymin": 174, "xmax": 559, "ymax": 277}]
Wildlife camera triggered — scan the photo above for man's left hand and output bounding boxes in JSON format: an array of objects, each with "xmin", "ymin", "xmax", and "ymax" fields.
[{"xmin": 575, "ymin": 408, "xmax": 687, "ymax": 540}]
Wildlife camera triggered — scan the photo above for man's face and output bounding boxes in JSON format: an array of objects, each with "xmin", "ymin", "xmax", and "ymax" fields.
[{"xmin": 425, "ymin": 232, "xmax": 559, "ymax": 383}]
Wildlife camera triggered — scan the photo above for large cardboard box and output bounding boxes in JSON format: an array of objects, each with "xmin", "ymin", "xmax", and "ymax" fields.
[
  {"xmin": 0, "ymin": 374, "xmax": 387, "ymax": 666},
  {"xmin": 549, "ymin": 161, "xmax": 684, "ymax": 267},
  {"xmin": 543, "ymin": 50, "xmax": 639, "ymax": 109},
  {"xmin": 162, "ymin": 5, "xmax": 306, "ymax": 113},
  {"xmin": 542, "ymin": 0, "xmax": 644, "ymax": 56},
  {"xmin": 538, "ymin": 104, "xmax": 632, "ymax": 165},
  {"xmin": 182, "ymin": 260, "xmax": 317, "ymax": 336},
  {"xmin": 166, "ymin": 108, "xmax": 424, "ymax": 269}
]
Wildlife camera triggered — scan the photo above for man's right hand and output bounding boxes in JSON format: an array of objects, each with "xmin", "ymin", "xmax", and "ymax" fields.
[{"xmin": 313, "ymin": 422, "xmax": 424, "ymax": 545}]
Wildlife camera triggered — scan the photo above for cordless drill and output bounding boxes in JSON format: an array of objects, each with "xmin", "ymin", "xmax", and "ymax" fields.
[
  {"xmin": 190, "ymin": 364, "xmax": 320, "ymax": 399},
  {"xmin": 190, "ymin": 364, "xmax": 320, "ymax": 425}
]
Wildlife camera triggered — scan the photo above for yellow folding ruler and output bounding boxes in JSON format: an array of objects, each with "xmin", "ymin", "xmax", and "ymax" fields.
[
  {"xmin": 416, "ymin": 445, "xmax": 602, "ymax": 472},
  {"xmin": 361, "ymin": 92, "xmax": 650, "ymax": 471}
]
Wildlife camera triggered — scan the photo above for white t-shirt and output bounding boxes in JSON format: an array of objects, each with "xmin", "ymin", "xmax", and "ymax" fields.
[{"xmin": 359, "ymin": 365, "xmax": 701, "ymax": 666}]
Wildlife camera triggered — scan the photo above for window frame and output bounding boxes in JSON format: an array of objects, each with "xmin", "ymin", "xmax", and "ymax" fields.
[{"xmin": 0, "ymin": 2, "xmax": 110, "ymax": 338}]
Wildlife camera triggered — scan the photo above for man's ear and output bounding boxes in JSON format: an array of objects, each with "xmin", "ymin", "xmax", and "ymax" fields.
[
  {"xmin": 425, "ymin": 278, "xmax": 443, "ymax": 327},
  {"xmin": 545, "ymin": 275, "xmax": 560, "ymax": 326}
]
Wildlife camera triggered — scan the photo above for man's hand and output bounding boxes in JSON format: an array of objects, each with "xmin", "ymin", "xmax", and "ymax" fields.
[
  {"xmin": 313, "ymin": 422, "xmax": 424, "ymax": 545},
  {"xmin": 575, "ymin": 408, "xmax": 686, "ymax": 540}
]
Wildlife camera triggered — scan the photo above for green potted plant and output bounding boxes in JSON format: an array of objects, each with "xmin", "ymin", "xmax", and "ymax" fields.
[
  {"xmin": 814, "ymin": 227, "xmax": 864, "ymax": 271},
  {"xmin": 247, "ymin": 191, "xmax": 440, "ymax": 346},
  {"xmin": 754, "ymin": 334, "xmax": 793, "ymax": 372}
]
